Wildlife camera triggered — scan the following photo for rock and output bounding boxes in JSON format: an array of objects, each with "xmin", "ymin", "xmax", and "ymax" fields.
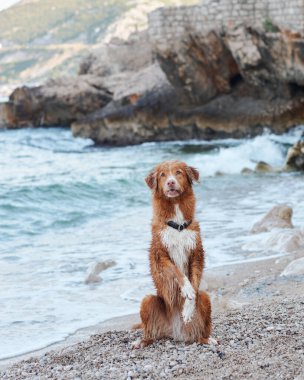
[
  {"xmin": 255, "ymin": 161, "xmax": 274, "ymax": 172},
  {"xmin": 71, "ymin": 83, "xmax": 177, "ymax": 146},
  {"xmin": 251, "ymin": 205, "xmax": 294, "ymax": 234},
  {"xmin": 285, "ymin": 141, "xmax": 304, "ymax": 171},
  {"xmin": 109, "ymin": 62, "xmax": 172, "ymax": 102},
  {"xmin": 0, "ymin": 102, "xmax": 16, "ymax": 128},
  {"xmin": 241, "ymin": 167, "xmax": 254, "ymax": 174},
  {"xmin": 263, "ymin": 228, "xmax": 304, "ymax": 253},
  {"xmin": 280, "ymin": 257, "xmax": 304, "ymax": 277},
  {"xmin": 71, "ymin": 58, "xmax": 179, "ymax": 145},
  {"xmin": 155, "ymin": 30, "xmax": 238, "ymax": 106},
  {"xmin": 0, "ymin": 76, "xmax": 112, "ymax": 129},
  {"xmin": 79, "ymin": 31, "xmax": 152, "ymax": 77},
  {"xmin": 73, "ymin": 22, "xmax": 304, "ymax": 145},
  {"xmin": 72, "ymin": 106, "xmax": 171, "ymax": 146},
  {"xmin": 283, "ymin": 229, "xmax": 304, "ymax": 252},
  {"xmin": 143, "ymin": 364, "xmax": 153, "ymax": 372},
  {"xmin": 226, "ymin": 26, "xmax": 262, "ymax": 71},
  {"xmin": 84, "ymin": 260, "xmax": 116, "ymax": 284}
]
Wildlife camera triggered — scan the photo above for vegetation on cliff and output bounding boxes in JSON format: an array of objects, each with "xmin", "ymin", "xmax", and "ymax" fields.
[
  {"xmin": 0, "ymin": 0, "xmax": 198, "ymax": 87},
  {"xmin": 0, "ymin": 0, "xmax": 129, "ymax": 45}
]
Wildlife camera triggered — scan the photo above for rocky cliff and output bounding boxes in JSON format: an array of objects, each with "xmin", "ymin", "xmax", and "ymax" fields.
[{"xmin": 1, "ymin": 0, "xmax": 304, "ymax": 146}]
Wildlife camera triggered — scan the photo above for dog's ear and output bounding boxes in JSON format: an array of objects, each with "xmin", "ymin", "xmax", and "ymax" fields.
[
  {"xmin": 145, "ymin": 171, "xmax": 157, "ymax": 190},
  {"xmin": 186, "ymin": 166, "xmax": 199, "ymax": 184}
]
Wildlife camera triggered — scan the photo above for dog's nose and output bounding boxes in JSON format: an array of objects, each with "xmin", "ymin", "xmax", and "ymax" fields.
[{"xmin": 167, "ymin": 179, "xmax": 176, "ymax": 187}]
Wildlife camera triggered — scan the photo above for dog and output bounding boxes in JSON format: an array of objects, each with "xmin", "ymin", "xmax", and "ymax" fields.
[{"xmin": 132, "ymin": 160, "xmax": 214, "ymax": 348}]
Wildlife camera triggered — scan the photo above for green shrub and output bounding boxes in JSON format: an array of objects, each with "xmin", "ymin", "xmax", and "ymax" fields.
[{"xmin": 263, "ymin": 18, "xmax": 279, "ymax": 33}]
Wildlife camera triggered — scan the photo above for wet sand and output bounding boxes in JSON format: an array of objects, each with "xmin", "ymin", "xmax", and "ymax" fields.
[{"xmin": 1, "ymin": 249, "xmax": 304, "ymax": 379}]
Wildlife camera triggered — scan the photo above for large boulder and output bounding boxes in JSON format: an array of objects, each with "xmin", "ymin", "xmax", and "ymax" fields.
[
  {"xmin": 79, "ymin": 31, "xmax": 152, "ymax": 77},
  {"xmin": 285, "ymin": 141, "xmax": 304, "ymax": 171},
  {"xmin": 0, "ymin": 76, "xmax": 112, "ymax": 129},
  {"xmin": 281, "ymin": 257, "xmax": 304, "ymax": 277},
  {"xmin": 263, "ymin": 228, "xmax": 304, "ymax": 253},
  {"xmin": 225, "ymin": 27, "xmax": 304, "ymax": 92},
  {"xmin": 75, "ymin": 23, "xmax": 304, "ymax": 145},
  {"xmin": 251, "ymin": 204, "xmax": 294, "ymax": 234},
  {"xmin": 72, "ymin": 62, "xmax": 179, "ymax": 145},
  {"xmin": 254, "ymin": 161, "xmax": 275, "ymax": 173},
  {"xmin": 155, "ymin": 31, "xmax": 239, "ymax": 105},
  {"xmin": 72, "ymin": 93, "xmax": 176, "ymax": 146}
]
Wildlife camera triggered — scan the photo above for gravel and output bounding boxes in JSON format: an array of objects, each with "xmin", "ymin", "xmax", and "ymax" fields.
[{"xmin": 1, "ymin": 296, "xmax": 304, "ymax": 380}]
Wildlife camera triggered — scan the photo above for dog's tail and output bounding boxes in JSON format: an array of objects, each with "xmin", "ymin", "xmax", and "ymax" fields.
[{"xmin": 132, "ymin": 322, "xmax": 143, "ymax": 330}]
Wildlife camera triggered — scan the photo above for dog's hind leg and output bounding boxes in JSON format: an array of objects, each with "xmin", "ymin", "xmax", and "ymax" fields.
[
  {"xmin": 132, "ymin": 294, "xmax": 168, "ymax": 349},
  {"xmin": 196, "ymin": 291, "xmax": 217, "ymax": 345}
]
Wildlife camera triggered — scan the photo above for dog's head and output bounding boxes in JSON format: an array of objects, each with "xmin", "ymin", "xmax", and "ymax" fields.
[{"xmin": 145, "ymin": 160, "xmax": 199, "ymax": 198}]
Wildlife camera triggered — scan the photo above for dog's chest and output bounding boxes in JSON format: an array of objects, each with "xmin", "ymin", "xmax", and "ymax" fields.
[{"xmin": 160, "ymin": 205, "xmax": 197, "ymax": 273}]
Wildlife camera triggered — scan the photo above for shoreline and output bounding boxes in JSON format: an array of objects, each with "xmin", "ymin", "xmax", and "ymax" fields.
[
  {"xmin": 0, "ymin": 313, "xmax": 140, "ymax": 371},
  {"xmin": 1, "ymin": 246, "xmax": 304, "ymax": 378},
  {"xmin": 0, "ymin": 252, "xmax": 285, "ymax": 368}
]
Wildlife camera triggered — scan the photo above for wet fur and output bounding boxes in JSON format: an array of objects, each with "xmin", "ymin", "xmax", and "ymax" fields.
[{"xmin": 134, "ymin": 161, "xmax": 212, "ymax": 348}]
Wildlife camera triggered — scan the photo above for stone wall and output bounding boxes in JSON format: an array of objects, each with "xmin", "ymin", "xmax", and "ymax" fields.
[{"xmin": 148, "ymin": 0, "xmax": 304, "ymax": 47}]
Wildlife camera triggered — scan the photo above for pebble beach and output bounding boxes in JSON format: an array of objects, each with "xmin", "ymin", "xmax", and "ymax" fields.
[{"xmin": 2, "ymin": 250, "xmax": 304, "ymax": 380}]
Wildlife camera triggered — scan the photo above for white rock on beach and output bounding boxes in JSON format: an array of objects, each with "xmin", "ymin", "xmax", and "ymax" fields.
[
  {"xmin": 84, "ymin": 260, "xmax": 116, "ymax": 284},
  {"xmin": 280, "ymin": 229, "xmax": 304, "ymax": 252},
  {"xmin": 251, "ymin": 204, "xmax": 294, "ymax": 234},
  {"xmin": 280, "ymin": 257, "xmax": 304, "ymax": 277},
  {"xmin": 264, "ymin": 228, "xmax": 304, "ymax": 253}
]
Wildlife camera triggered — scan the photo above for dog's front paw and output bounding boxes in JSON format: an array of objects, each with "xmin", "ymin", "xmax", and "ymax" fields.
[
  {"xmin": 182, "ymin": 298, "xmax": 195, "ymax": 324},
  {"xmin": 198, "ymin": 336, "xmax": 219, "ymax": 345},
  {"xmin": 131, "ymin": 338, "xmax": 153, "ymax": 349},
  {"xmin": 131, "ymin": 339, "xmax": 144, "ymax": 349},
  {"xmin": 181, "ymin": 277, "xmax": 195, "ymax": 300}
]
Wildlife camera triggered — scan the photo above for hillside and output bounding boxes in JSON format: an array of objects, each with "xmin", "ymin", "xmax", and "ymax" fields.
[
  {"xmin": 0, "ymin": 0, "xmax": 198, "ymax": 93},
  {"xmin": 0, "ymin": 0, "xmax": 129, "ymax": 45}
]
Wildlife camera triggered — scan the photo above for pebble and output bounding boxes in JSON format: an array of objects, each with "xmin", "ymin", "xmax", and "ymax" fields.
[
  {"xmin": 266, "ymin": 326, "xmax": 274, "ymax": 331},
  {"xmin": 144, "ymin": 365, "xmax": 153, "ymax": 372}
]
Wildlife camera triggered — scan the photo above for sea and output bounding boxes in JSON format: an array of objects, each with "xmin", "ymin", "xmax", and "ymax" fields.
[{"xmin": 0, "ymin": 126, "xmax": 303, "ymax": 359}]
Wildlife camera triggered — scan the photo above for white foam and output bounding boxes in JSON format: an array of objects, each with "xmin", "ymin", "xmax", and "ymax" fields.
[{"xmin": 191, "ymin": 133, "xmax": 287, "ymax": 177}]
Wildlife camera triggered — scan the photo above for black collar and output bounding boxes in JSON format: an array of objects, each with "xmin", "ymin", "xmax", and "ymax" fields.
[{"xmin": 167, "ymin": 220, "xmax": 192, "ymax": 232}]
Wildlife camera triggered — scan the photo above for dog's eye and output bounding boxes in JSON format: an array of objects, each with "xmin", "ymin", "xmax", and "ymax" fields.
[
  {"xmin": 176, "ymin": 170, "xmax": 182, "ymax": 175},
  {"xmin": 160, "ymin": 172, "xmax": 165, "ymax": 177}
]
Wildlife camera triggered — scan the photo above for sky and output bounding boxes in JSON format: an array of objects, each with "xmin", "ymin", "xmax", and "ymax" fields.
[{"xmin": 0, "ymin": 0, "xmax": 19, "ymax": 12}]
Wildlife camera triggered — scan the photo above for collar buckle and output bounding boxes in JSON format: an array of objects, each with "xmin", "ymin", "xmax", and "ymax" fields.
[{"xmin": 167, "ymin": 220, "xmax": 192, "ymax": 232}]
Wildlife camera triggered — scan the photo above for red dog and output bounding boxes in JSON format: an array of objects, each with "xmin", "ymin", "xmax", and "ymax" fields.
[{"xmin": 133, "ymin": 160, "xmax": 214, "ymax": 348}]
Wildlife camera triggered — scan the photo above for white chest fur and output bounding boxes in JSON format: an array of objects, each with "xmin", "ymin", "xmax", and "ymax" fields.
[{"xmin": 160, "ymin": 205, "xmax": 197, "ymax": 273}]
